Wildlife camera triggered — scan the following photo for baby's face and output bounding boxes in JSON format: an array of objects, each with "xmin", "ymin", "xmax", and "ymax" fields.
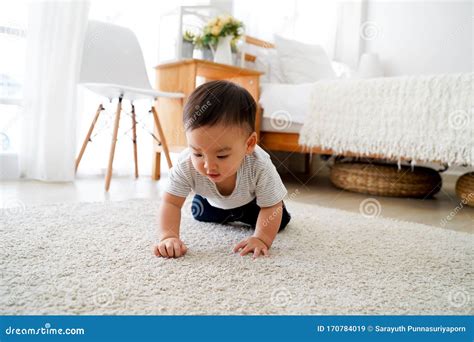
[{"xmin": 186, "ymin": 124, "xmax": 256, "ymax": 184}]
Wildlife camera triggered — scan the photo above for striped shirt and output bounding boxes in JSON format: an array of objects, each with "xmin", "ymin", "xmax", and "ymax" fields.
[{"xmin": 165, "ymin": 145, "xmax": 287, "ymax": 209}]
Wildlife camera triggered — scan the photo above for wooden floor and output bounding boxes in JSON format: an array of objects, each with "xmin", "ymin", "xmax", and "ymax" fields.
[{"xmin": 1, "ymin": 165, "xmax": 472, "ymax": 234}]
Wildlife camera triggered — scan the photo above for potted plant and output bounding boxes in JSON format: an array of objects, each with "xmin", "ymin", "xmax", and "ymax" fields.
[
  {"xmin": 193, "ymin": 34, "xmax": 213, "ymax": 61},
  {"xmin": 182, "ymin": 30, "xmax": 195, "ymax": 59},
  {"xmin": 201, "ymin": 14, "xmax": 244, "ymax": 65}
]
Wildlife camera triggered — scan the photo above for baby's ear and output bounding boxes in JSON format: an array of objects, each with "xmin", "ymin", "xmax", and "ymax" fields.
[{"xmin": 246, "ymin": 132, "xmax": 258, "ymax": 154}]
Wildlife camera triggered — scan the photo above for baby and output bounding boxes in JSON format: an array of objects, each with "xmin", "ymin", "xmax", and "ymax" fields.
[{"xmin": 153, "ymin": 80, "xmax": 291, "ymax": 259}]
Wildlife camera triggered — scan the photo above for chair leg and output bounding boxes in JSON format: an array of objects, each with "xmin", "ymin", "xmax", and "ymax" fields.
[
  {"xmin": 152, "ymin": 152, "xmax": 161, "ymax": 181},
  {"xmin": 131, "ymin": 104, "xmax": 138, "ymax": 178},
  {"xmin": 151, "ymin": 106, "xmax": 172, "ymax": 169},
  {"xmin": 75, "ymin": 104, "xmax": 104, "ymax": 173},
  {"xmin": 105, "ymin": 97, "xmax": 122, "ymax": 191}
]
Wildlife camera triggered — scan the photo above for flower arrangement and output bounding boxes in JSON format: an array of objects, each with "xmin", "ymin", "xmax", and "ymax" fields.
[
  {"xmin": 193, "ymin": 34, "xmax": 206, "ymax": 49},
  {"xmin": 200, "ymin": 14, "xmax": 244, "ymax": 49},
  {"xmin": 182, "ymin": 30, "xmax": 195, "ymax": 43}
]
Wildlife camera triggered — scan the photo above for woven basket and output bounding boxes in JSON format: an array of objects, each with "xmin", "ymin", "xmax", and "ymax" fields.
[
  {"xmin": 330, "ymin": 162, "xmax": 442, "ymax": 198},
  {"xmin": 455, "ymin": 172, "xmax": 474, "ymax": 207}
]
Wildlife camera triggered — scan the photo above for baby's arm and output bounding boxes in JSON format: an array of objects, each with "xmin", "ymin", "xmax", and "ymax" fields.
[
  {"xmin": 153, "ymin": 192, "xmax": 187, "ymax": 258},
  {"xmin": 233, "ymin": 201, "xmax": 283, "ymax": 258}
]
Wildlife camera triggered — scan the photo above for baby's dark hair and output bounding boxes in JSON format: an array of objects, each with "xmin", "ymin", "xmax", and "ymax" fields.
[{"xmin": 183, "ymin": 80, "xmax": 256, "ymax": 133}]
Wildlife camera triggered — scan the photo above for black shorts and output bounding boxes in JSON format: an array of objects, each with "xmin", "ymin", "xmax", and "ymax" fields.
[{"xmin": 191, "ymin": 194, "xmax": 291, "ymax": 232}]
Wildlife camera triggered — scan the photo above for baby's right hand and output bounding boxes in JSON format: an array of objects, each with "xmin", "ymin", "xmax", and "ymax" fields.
[{"xmin": 153, "ymin": 237, "xmax": 188, "ymax": 258}]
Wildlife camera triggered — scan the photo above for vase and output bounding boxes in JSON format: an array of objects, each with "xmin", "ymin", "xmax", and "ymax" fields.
[
  {"xmin": 212, "ymin": 35, "xmax": 233, "ymax": 65},
  {"xmin": 232, "ymin": 52, "xmax": 240, "ymax": 67},
  {"xmin": 181, "ymin": 41, "xmax": 194, "ymax": 59},
  {"xmin": 202, "ymin": 48, "xmax": 213, "ymax": 61}
]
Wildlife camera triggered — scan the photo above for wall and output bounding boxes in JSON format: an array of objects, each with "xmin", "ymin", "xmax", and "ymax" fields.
[{"xmin": 363, "ymin": 1, "xmax": 472, "ymax": 76}]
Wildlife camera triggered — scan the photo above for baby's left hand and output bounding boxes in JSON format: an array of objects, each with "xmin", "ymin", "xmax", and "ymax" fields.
[{"xmin": 233, "ymin": 237, "xmax": 269, "ymax": 258}]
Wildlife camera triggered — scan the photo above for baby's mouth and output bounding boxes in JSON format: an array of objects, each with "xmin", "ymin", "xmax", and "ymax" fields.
[{"xmin": 207, "ymin": 173, "xmax": 220, "ymax": 179}]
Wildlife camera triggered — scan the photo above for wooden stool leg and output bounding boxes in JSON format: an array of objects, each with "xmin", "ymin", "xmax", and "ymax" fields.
[
  {"xmin": 75, "ymin": 104, "xmax": 104, "ymax": 173},
  {"xmin": 152, "ymin": 151, "xmax": 161, "ymax": 181},
  {"xmin": 105, "ymin": 97, "xmax": 122, "ymax": 191},
  {"xmin": 131, "ymin": 103, "xmax": 138, "ymax": 178},
  {"xmin": 151, "ymin": 106, "xmax": 172, "ymax": 169}
]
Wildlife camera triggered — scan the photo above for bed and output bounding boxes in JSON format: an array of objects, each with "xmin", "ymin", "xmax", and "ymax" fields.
[{"xmin": 244, "ymin": 36, "xmax": 473, "ymax": 168}]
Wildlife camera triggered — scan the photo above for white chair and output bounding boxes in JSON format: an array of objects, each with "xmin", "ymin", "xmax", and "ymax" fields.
[{"xmin": 76, "ymin": 20, "xmax": 184, "ymax": 191}]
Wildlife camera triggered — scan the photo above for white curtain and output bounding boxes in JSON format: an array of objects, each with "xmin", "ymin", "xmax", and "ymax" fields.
[
  {"xmin": 20, "ymin": 0, "xmax": 90, "ymax": 181},
  {"xmin": 334, "ymin": 0, "xmax": 366, "ymax": 68}
]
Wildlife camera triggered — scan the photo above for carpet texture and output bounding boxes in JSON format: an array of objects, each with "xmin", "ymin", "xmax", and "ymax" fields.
[{"xmin": 1, "ymin": 198, "xmax": 472, "ymax": 315}]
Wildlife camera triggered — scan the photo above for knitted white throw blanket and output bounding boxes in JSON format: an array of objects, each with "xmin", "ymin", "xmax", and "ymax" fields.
[{"xmin": 298, "ymin": 73, "xmax": 473, "ymax": 165}]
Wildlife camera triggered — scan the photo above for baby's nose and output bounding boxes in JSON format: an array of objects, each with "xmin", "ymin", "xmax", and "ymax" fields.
[{"xmin": 204, "ymin": 159, "xmax": 217, "ymax": 170}]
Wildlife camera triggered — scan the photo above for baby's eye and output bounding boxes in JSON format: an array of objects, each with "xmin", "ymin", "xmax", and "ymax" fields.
[
  {"xmin": 193, "ymin": 153, "xmax": 203, "ymax": 158},
  {"xmin": 217, "ymin": 155, "xmax": 229, "ymax": 159}
]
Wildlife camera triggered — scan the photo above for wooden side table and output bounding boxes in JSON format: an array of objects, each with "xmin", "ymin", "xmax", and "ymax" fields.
[{"xmin": 152, "ymin": 58, "xmax": 263, "ymax": 180}]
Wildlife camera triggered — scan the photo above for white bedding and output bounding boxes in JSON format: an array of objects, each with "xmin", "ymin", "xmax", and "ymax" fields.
[
  {"xmin": 299, "ymin": 73, "xmax": 473, "ymax": 165},
  {"xmin": 258, "ymin": 82, "xmax": 313, "ymax": 129},
  {"xmin": 259, "ymin": 73, "xmax": 473, "ymax": 166},
  {"xmin": 258, "ymin": 62, "xmax": 353, "ymax": 133}
]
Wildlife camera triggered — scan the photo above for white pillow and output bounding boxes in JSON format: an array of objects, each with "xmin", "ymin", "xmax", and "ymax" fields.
[
  {"xmin": 258, "ymin": 49, "xmax": 285, "ymax": 83},
  {"xmin": 274, "ymin": 35, "xmax": 336, "ymax": 84},
  {"xmin": 245, "ymin": 47, "xmax": 285, "ymax": 83}
]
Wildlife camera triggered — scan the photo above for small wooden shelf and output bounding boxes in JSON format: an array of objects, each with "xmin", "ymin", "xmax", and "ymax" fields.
[{"xmin": 155, "ymin": 58, "xmax": 263, "ymax": 78}]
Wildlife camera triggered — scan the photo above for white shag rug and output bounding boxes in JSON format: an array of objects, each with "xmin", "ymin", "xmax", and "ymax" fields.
[
  {"xmin": 1, "ymin": 198, "xmax": 472, "ymax": 315},
  {"xmin": 299, "ymin": 73, "xmax": 473, "ymax": 165}
]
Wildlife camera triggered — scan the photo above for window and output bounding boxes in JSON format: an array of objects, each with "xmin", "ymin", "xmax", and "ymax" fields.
[{"xmin": 0, "ymin": 1, "xmax": 27, "ymax": 152}]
